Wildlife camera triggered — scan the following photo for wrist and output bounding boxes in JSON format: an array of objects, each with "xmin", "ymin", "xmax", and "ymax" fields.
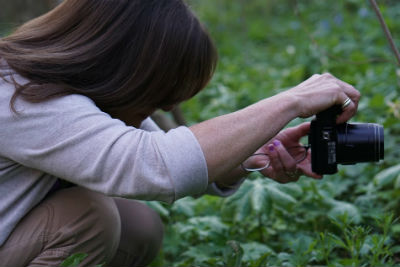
[{"xmin": 274, "ymin": 91, "xmax": 300, "ymax": 120}]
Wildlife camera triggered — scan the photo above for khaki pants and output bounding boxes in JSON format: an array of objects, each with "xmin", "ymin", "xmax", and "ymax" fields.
[{"xmin": 0, "ymin": 187, "xmax": 164, "ymax": 267}]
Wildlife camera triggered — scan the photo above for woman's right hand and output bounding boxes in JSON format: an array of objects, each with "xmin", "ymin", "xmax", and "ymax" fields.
[
  {"xmin": 282, "ymin": 73, "xmax": 361, "ymax": 123},
  {"xmin": 191, "ymin": 73, "xmax": 360, "ymax": 183}
]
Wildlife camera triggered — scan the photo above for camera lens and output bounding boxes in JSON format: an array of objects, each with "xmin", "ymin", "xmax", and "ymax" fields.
[{"xmin": 336, "ymin": 123, "xmax": 384, "ymax": 164}]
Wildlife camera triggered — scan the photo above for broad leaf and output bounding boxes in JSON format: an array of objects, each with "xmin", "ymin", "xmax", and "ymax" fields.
[{"xmin": 373, "ymin": 164, "xmax": 400, "ymax": 188}]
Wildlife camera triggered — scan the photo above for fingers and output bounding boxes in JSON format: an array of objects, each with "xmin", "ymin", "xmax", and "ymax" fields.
[
  {"xmin": 294, "ymin": 73, "xmax": 361, "ymax": 120},
  {"xmin": 321, "ymin": 73, "xmax": 360, "ymax": 117},
  {"xmin": 281, "ymin": 122, "xmax": 311, "ymax": 141},
  {"xmin": 333, "ymin": 76, "xmax": 360, "ymax": 103},
  {"xmin": 297, "ymin": 150, "xmax": 323, "ymax": 179},
  {"xmin": 259, "ymin": 138, "xmax": 323, "ymax": 183},
  {"xmin": 336, "ymin": 92, "xmax": 358, "ymax": 123},
  {"xmin": 298, "ymin": 164, "xmax": 323, "ymax": 179},
  {"xmin": 297, "ymin": 159, "xmax": 323, "ymax": 179},
  {"xmin": 261, "ymin": 140, "xmax": 300, "ymax": 183}
]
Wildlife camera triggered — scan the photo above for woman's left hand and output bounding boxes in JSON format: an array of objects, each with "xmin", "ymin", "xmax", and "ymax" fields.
[{"xmin": 256, "ymin": 122, "xmax": 322, "ymax": 183}]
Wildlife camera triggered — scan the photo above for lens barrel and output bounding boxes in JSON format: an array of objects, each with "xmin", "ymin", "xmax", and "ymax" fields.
[{"xmin": 336, "ymin": 123, "xmax": 384, "ymax": 164}]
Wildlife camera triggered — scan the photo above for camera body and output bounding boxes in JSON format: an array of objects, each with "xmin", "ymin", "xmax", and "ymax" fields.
[{"xmin": 308, "ymin": 105, "xmax": 384, "ymax": 175}]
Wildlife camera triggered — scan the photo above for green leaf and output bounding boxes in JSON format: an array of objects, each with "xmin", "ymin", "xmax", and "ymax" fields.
[
  {"xmin": 171, "ymin": 198, "xmax": 196, "ymax": 217},
  {"xmin": 328, "ymin": 201, "xmax": 361, "ymax": 224},
  {"xmin": 266, "ymin": 184, "xmax": 297, "ymax": 207},
  {"xmin": 180, "ymin": 244, "xmax": 222, "ymax": 265},
  {"xmin": 221, "ymin": 180, "xmax": 256, "ymax": 222},
  {"xmin": 394, "ymin": 174, "xmax": 400, "ymax": 189},
  {"xmin": 60, "ymin": 253, "xmax": 88, "ymax": 267},
  {"xmin": 233, "ymin": 192, "xmax": 252, "ymax": 222},
  {"xmin": 373, "ymin": 164, "xmax": 400, "ymax": 188},
  {"xmin": 223, "ymin": 240, "xmax": 244, "ymax": 267},
  {"xmin": 391, "ymin": 224, "xmax": 400, "ymax": 235},
  {"xmin": 255, "ymin": 252, "xmax": 273, "ymax": 267},
  {"xmin": 328, "ymin": 233, "xmax": 347, "ymax": 250},
  {"xmin": 144, "ymin": 201, "xmax": 170, "ymax": 219},
  {"xmin": 339, "ymin": 258, "xmax": 359, "ymax": 266},
  {"xmin": 241, "ymin": 241, "xmax": 274, "ymax": 263},
  {"xmin": 251, "ymin": 179, "xmax": 271, "ymax": 215},
  {"xmin": 275, "ymin": 183, "xmax": 303, "ymax": 198},
  {"xmin": 369, "ymin": 94, "xmax": 385, "ymax": 108}
]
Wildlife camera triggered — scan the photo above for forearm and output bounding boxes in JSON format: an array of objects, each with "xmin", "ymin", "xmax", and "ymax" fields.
[
  {"xmin": 214, "ymin": 165, "xmax": 247, "ymax": 188},
  {"xmin": 190, "ymin": 92, "xmax": 298, "ymax": 183}
]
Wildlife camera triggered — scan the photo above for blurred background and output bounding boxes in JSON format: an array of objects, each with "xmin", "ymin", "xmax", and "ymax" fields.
[
  {"xmin": 2, "ymin": 1, "xmax": 400, "ymax": 266},
  {"xmin": 0, "ymin": 0, "xmax": 59, "ymax": 33}
]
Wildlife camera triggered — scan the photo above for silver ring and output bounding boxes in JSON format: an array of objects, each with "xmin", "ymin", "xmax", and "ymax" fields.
[{"xmin": 342, "ymin": 98, "xmax": 352, "ymax": 109}]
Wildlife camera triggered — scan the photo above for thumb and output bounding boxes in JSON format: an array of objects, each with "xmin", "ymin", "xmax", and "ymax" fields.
[{"xmin": 284, "ymin": 122, "xmax": 311, "ymax": 140}]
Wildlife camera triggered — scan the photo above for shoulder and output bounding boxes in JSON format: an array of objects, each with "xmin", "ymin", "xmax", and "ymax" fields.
[
  {"xmin": 0, "ymin": 77, "xmax": 99, "ymax": 114},
  {"xmin": 0, "ymin": 78, "xmax": 110, "ymax": 133}
]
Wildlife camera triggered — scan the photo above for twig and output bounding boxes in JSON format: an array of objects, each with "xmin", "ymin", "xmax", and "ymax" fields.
[
  {"xmin": 369, "ymin": 0, "xmax": 400, "ymax": 67},
  {"xmin": 171, "ymin": 106, "xmax": 187, "ymax": 126},
  {"xmin": 151, "ymin": 111, "xmax": 178, "ymax": 131}
]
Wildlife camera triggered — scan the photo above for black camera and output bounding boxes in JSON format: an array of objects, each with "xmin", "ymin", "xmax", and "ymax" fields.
[{"xmin": 308, "ymin": 105, "xmax": 384, "ymax": 174}]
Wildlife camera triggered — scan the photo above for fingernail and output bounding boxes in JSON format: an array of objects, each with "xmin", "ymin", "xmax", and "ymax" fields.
[
  {"xmin": 268, "ymin": 144, "xmax": 275, "ymax": 152},
  {"xmin": 273, "ymin": 140, "xmax": 281, "ymax": 147}
]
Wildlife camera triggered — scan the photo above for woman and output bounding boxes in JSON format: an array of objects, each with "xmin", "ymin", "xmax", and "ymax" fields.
[{"xmin": 0, "ymin": 0, "xmax": 360, "ymax": 266}]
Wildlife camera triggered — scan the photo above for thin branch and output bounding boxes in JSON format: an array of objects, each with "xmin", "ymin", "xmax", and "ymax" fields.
[
  {"xmin": 151, "ymin": 111, "xmax": 178, "ymax": 131},
  {"xmin": 369, "ymin": 0, "xmax": 400, "ymax": 66},
  {"xmin": 171, "ymin": 106, "xmax": 187, "ymax": 126}
]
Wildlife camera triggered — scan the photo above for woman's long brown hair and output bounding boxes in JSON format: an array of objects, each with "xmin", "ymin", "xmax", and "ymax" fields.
[{"xmin": 0, "ymin": 0, "xmax": 218, "ymax": 111}]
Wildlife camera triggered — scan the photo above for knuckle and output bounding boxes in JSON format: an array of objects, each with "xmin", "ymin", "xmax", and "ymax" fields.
[
  {"xmin": 322, "ymin": 72, "xmax": 334, "ymax": 79},
  {"xmin": 326, "ymin": 82, "xmax": 341, "ymax": 91}
]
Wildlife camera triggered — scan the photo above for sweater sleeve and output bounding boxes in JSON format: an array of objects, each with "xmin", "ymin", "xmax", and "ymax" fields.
[
  {"xmin": 0, "ymin": 83, "xmax": 208, "ymax": 203},
  {"xmin": 141, "ymin": 117, "xmax": 242, "ymax": 198}
]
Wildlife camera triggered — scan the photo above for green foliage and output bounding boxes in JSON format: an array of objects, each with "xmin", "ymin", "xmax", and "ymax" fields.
[
  {"xmin": 4, "ymin": 0, "xmax": 398, "ymax": 266},
  {"xmin": 148, "ymin": 0, "xmax": 400, "ymax": 266},
  {"xmin": 60, "ymin": 253, "xmax": 105, "ymax": 267},
  {"xmin": 60, "ymin": 253, "xmax": 88, "ymax": 267}
]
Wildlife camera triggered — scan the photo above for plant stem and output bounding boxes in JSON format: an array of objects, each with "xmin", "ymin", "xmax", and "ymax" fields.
[
  {"xmin": 258, "ymin": 214, "xmax": 265, "ymax": 243},
  {"xmin": 369, "ymin": 0, "xmax": 400, "ymax": 66}
]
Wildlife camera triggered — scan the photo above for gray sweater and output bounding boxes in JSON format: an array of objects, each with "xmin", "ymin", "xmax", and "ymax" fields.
[{"xmin": 0, "ymin": 70, "xmax": 239, "ymax": 246}]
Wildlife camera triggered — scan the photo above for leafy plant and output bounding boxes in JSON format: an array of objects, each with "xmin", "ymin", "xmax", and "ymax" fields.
[
  {"xmin": 150, "ymin": 0, "xmax": 400, "ymax": 266},
  {"xmin": 60, "ymin": 253, "xmax": 88, "ymax": 267},
  {"xmin": 60, "ymin": 253, "xmax": 104, "ymax": 267}
]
